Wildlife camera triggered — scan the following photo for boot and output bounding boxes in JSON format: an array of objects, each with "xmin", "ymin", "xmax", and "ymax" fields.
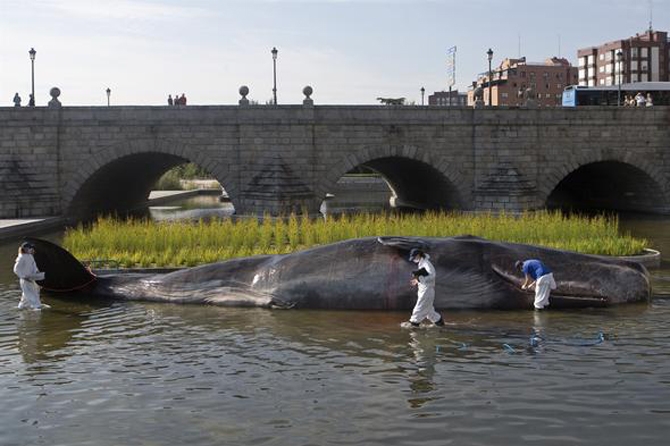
[{"xmin": 434, "ymin": 316, "xmax": 445, "ymax": 326}]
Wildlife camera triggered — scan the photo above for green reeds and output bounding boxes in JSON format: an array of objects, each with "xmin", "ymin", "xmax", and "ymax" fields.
[{"xmin": 63, "ymin": 211, "xmax": 648, "ymax": 268}]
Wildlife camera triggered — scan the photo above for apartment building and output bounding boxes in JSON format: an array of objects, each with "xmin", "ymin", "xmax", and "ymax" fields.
[
  {"xmin": 577, "ymin": 29, "xmax": 669, "ymax": 86},
  {"xmin": 428, "ymin": 90, "xmax": 468, "ymax": 107},
  {"xmin": 467, "ymin": 57, "xmax": 578, "ymax": 107}
]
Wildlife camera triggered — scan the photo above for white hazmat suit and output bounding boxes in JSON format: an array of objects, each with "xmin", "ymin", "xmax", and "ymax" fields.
[
  {"xmin": 409, "ymin": 254, "xmax": 442, "ymax": 325},
  {"xmin": 13, "ymin": 252, "xmax": 46, "ymax": 310}
]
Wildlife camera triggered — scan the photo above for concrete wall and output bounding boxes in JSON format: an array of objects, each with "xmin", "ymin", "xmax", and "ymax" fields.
[{"xmin": 1, "ymin": 105, "xmax": 669, "ymax": 219}]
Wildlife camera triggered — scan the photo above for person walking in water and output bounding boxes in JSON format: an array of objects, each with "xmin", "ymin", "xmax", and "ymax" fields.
[
  {"xmin": 13, "ymin": 242, "xmax": 48, "ymax": 310},
  {"xmin": 516, "ymin": 259, "xmax": 556, "ymax": 310},
  {"xmin": 407, "ymin": 248, "xmax": 444, "ymax": 327}
]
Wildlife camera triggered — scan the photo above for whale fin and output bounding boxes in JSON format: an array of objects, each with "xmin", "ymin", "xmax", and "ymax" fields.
[
  {"xmin": 376, "ymin": 236, "xmax": 432, "ymax": 252},
  {"xmin": 24, "ymin": 237, "xmax": 97, "ymax": 292}
]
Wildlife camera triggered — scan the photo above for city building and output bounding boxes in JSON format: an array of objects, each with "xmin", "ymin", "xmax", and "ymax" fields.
[
  {"xmin": 467, "ymin": 57, "xmax": 578, "ymax": 107},
  {"xmin": 428, "ymin": 90, "xmax": 468, "ymax": 107},
  {"xmin": 577, "ymin": 29, "xmax": 670, "ymax": 86}
]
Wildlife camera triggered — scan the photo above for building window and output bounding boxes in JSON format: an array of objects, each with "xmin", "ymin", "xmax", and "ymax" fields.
[
  {"xmin": 501, "ymin": 92, "xmax": 508, "ymax": 99},
  {"xmin": 599, "ymin": 54, "xmax": 605, "ymax": 60},
  {"xmin": 578, "ymin": 58, "xmax": 586, "ymax": 67},
  {"xmin": 641, "ymin": 48, "xmax": 648, "ymax": 57},
  {"xmin": 631, "ymin": 48, "xmax": 638, "ymax": 57}
]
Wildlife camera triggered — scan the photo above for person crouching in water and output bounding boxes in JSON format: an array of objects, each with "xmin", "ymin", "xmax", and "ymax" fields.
[
  {"xmin": 515, "ymin": 259, "xmax": 556, "ymax": 310},
  {"xmin": 13, "ymin": 242, "xmax": 48, "ymax": 310},
  {"xmin": 407, "ymin": 248, "xmax": 444, "ymax": 327}
]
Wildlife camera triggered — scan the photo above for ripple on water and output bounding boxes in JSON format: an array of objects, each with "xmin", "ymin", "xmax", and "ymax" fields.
[{"xmin": 0, "ymin": 291, "xmax": 670, "ymax": 445}]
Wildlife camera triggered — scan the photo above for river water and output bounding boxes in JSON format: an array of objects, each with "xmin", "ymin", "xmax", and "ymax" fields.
[{"xmin": 1, "ymin": 196, "xmax": 669, "ymax": 446}]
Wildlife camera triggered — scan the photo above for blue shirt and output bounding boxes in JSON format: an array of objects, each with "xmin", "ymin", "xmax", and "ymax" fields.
[{"xmin": 522, "ymin": 259, "xmax": 551, "ymax": 280}]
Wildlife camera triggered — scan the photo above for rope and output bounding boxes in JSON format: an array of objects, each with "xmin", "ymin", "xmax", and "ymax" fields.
[{"xmin": 40, "ymin": 274, "xmax": 98, "ymax": 293}]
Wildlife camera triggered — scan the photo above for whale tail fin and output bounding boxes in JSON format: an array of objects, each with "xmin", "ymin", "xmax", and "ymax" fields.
[{"xmin": 24, "ymin": 237, "xmax": 97, "ymax": 293}]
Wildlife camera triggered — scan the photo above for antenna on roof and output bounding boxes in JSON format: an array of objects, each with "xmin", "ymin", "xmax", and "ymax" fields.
[
  {"xmin": 558, "ymin": 34, "xmax": 561, "ymax": 58},
  {"xmin": 648, "ymin": 0, "xmax": 653, "ymax": 32}
]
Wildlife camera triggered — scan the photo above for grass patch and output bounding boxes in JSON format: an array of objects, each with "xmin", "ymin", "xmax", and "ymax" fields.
[{"xmin": 63, "ymin": 211, "xmax": 648, "ymax": 268}]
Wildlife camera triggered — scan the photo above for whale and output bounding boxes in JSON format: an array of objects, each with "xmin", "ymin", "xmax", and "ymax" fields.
[{"xmin": 27, "ymin": 235, "xmax": 651, "ymax": 310}]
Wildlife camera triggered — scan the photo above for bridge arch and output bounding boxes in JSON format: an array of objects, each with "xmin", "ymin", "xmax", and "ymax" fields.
[
  {"xmin": 544, "ymin": 155, "xmax": 670, "ymax": 213},
  {"xmin": 62, "ymin": 141, "xmax": 237, "ymax": 219},
  {"xmin": 318, "ymin": 145, "xmax": 468, "ymax": 211}
]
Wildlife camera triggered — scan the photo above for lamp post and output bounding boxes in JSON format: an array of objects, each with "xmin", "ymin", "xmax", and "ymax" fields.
[
  {"xmin": 271, "ymin": 47, "xmax": 278, "ymax": 105},
  {"xmin": 420, "ymin": 87, "xmax": 425, "ymax": 106},
  {"xmin": 106, "ymin": 88, "xmax": 111, "ymax": 106},
  {"xmin": 616, "ymin": 50, "xmax": 623, "ymax": 106},
  {"xmin": 29, "ymin": 47, "xmax": 36, "ymax": 107},
  {"xmin": 486, "ymin": 48, "xmax": 493, "ymax": 107}
]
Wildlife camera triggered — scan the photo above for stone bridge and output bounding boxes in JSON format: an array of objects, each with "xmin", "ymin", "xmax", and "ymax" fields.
[{"xmin": 1, "ymin": 104, "xmax": 669, "ymax": 221}]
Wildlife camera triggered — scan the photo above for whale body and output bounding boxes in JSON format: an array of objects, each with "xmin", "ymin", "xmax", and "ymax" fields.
[{"xmin": 28, "ymin": 236, "xmax": 651, "ymax": 310}]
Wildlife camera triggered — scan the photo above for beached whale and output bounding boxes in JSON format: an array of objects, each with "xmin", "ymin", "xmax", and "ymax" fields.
[{"xmin": 27, "ymin": 236, "xmax": 651, "ymax": 310}]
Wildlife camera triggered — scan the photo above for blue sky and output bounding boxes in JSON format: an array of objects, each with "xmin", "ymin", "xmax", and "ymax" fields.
[{"xmin": 1, "ymin": 0, "xmax": 668, "ymax": 106}]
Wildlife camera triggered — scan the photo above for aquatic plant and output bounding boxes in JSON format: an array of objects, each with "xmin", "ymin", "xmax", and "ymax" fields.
[{"xmin": 63, "ymin": 211, "xmax": 649, "ymax": 268}]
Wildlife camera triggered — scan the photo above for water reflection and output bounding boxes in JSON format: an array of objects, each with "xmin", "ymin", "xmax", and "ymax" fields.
[{"xmin": 407, "ymin": 329, "xmax": 437, "ymax": 408}]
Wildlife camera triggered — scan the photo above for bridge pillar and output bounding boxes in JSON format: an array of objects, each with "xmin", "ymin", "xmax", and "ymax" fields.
[
  {"xmin": 235, "ymin": 153, "xmax": 319, "ymax": 216},
  {"xmin": 473, "ymin": 162, "xmax": 541, "ymax": 212}
]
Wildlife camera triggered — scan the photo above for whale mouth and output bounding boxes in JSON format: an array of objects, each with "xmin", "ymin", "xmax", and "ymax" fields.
[
  {"xmin": 547, "ymin": 294, "xmax": 609, "ymax": 308},
  {"xmin": 491, "ymin": 264, "xmax": 610, "ymax": 307}
]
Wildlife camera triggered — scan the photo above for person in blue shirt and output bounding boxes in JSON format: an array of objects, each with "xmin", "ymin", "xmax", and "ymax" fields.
[{"xmin": 515, "ymin": 259, "xmax": 556, "ymax": 310}]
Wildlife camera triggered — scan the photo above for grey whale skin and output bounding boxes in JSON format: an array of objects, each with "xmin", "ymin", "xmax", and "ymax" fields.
[{"xmin": 29, "ymin": 236, "xmax": 651, "ymax": 310}]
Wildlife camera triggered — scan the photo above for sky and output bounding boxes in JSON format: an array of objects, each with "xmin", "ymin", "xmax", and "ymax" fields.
[{"xmin": 1, "ymin": 0, "xmax": 669, "ymax": 106}]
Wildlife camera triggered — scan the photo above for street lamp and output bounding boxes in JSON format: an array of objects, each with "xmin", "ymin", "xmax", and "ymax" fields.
[
  {"xmin": 106, "ymin": 88, "xmax": 111, "ymax": 106},
  {"xmin": 271, "ymin": 47, "xmax": 278, "ymax": 105},
  {"xmin": 616, "ymin": 50, "xmax": 623, "ymax": 106},
  {"xmin": 420, "ymin": 87, "xmax": 425, "ymax": 106},
  {"xmin": 486, "ymin": 48, "xmax": 493, "ymax": 107},
  {"xmin": 29, "ymin": 47, "xmax": 36, "ymax": 107}
]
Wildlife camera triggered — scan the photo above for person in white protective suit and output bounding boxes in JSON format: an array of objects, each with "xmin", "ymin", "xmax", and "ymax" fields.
[
  {"xmin": 407, "ymin": 248, "xmax": 444, "ymax": 327},
  {"xmin": 13, "ymin": 242, "xmax": 48, "ymax": 310}
]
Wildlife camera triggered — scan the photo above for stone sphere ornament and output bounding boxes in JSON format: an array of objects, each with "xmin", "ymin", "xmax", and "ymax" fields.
[
  {"xmin": 48, "ymin": 87, "xmax": 62, "ymax": 108},
  {"xmin": 239, "ymin": 85, "xmax": 250, "ymax": 105},
  {"xmin": 303, "ymin": 85, "xmax": 314, "ymax": 106}
]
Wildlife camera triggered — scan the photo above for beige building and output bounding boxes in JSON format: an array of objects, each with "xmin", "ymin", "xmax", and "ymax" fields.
[
  {"xmin": 467, "ymin": 57, "xmax": 578, "ymax": 107},
  {"xmin": 577, "ymin": 29, "xmax": 670, "ymax": 87}
]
